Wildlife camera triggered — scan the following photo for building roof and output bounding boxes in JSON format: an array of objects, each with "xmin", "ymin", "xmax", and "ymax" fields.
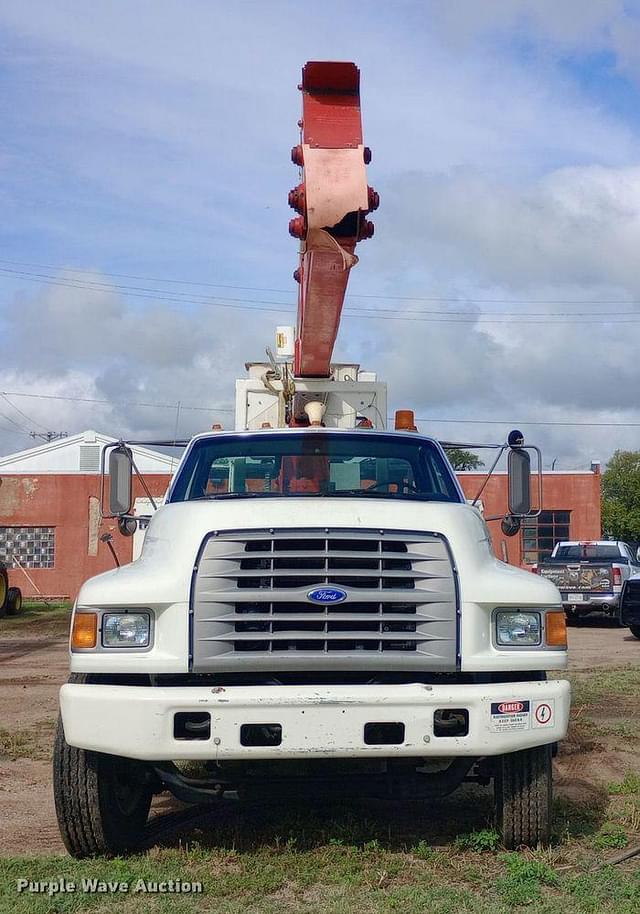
[{"xmin": 0, "ymin": 430, "xmax": 178, "ymax": 474}]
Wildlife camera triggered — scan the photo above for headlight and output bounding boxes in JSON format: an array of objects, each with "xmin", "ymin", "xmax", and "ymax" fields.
[
  {"xmin": 102, "ymin": 612, "xmax": 151, "ymax": 648},
  {"xmin": 495, "ymin": 610, "xmax": 542, "ymax": 646}
]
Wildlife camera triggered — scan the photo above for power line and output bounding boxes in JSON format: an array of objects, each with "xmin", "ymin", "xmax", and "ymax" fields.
[
  {"xmin": 3, "ymin": 388, "xmax": 640, "ymax": 429},
  {"xmin": 3, "ymin": 268, "xmax": 640, "ymax": 324},
  {"xmin": 0, "ymin": 391, "xmax": 49, "ymax": 434},
  {"xmin": 1, "ymin": 258, "xmax": 640, "ymax": 310},
  {"xmin": 0, "ymin": 406, "xmax": 30, "ymax": 434},
  {"xmin": 0, "ymin": 389, "xmax": 235, "ymax": 413},
  {"xmin": 408, "ymin": 416, "xmax": 640, "ymax": 428},
  {"xmin": 0, "ymin": 422, "xmax": 28, "ymax": 438}
]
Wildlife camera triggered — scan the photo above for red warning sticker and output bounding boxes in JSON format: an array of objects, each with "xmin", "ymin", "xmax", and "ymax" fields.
[
  {"xmin": 490, "ymin": 700, "xmax": 530, "ymax": 732},
  {"xmin": 533, "ymin": 701, "xmax": 554, "ymax": 727}
]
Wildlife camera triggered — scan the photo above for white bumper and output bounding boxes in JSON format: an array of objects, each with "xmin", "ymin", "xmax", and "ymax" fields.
[{"xmin": 60, "ymin": 680, "xmax": 570, "ymax": 761}]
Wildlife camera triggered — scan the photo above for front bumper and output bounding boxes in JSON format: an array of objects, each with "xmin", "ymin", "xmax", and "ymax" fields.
[{"xmin": 60, "ymin": 679, "xmax": 570, "ymax": 761}]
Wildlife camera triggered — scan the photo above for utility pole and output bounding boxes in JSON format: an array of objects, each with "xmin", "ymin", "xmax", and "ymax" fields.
[{"xmin": 29, "ymin": 431, "xmax": 68, "ymax": 443}]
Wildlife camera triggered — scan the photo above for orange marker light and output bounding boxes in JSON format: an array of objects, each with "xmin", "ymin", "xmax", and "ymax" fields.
[
  {"xmin": 545, "ymin": 611, "xmax": 567, "ymax": 648},
  {"xmin": 71, "ymin": 612, "xmax": 97, "ymax": 650}
]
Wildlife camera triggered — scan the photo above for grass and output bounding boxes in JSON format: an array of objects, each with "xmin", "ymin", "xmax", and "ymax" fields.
[
  {"xmin": 0, "ymin": 719, "xmax": 56, "ymax": 762},
  {"xmin": 563, "ymin": 667, "xmax": 640, "ymax": 705},
  {"xmin": 1, "ymin": 602, "xmax": 71, "ymax": 633},
  {"xmin": 1, "ymin": 836, "xmax": 639, "ymax": 914},
  {"xmin": 0, "ymin": 637, "xmax": 638, "ymax": 911},
  {"xmin": 608, "ymin": 774, "xmax": 640, "ymax": 796}
]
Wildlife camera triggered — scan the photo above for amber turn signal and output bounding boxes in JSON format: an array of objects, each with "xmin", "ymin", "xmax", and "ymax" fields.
[
  {"xmin": 545, "ymin": 611, "xmax": 567, "ymax": 648},
  {"xmin": 71, "ymin": 612, "xmax": 97, "ymax": 650}
]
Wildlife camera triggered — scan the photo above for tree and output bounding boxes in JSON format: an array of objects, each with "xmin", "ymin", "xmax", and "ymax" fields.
[
  {"xmin": 445, "ymin": 448, "xmax": 484, "ymax": 471},
  {"xmin": 602, "ymin": 450, "xmax": 640, "ymax": 540}
]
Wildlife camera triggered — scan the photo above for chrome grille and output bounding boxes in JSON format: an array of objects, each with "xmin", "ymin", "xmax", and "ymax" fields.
[{"xmin": 191, "ymin": 528, "xmax": 458, "ymax": 672}]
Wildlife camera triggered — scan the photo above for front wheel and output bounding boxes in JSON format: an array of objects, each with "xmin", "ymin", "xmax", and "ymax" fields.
[
  {"xmin": 630, "ymin": 624, "xmax": 640, "ymax": 640},
  {"xmin": 6, "ymin": 587, "xmax": 22, "ymax": 615},
  {"xmin": 53, "ymin": 717, "xmax": 153, "ymax": 857},
  {"xmin": 494, "ymin": 744, "xmax": 552, "ymax": 849}
]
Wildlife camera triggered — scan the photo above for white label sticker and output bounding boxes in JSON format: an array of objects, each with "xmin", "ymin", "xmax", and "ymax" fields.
[
  {"xmin": 532, "ymin": 700, "xmax": 555, "ymax": 728},
  {"xmin": 490, "ymin": 700, "xmax": 531, "ymax": 732}
]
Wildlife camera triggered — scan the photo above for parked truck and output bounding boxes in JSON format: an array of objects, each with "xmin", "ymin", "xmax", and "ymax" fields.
[
  {"xmin": 536, "ymin": 540, "xmax": 640, "ymax": 624},
  {"xmin": 53, "ymin": 62, "xmax": 569, "ymax": 856},
  {"xmin": 618, "ymin": 574, "xmax": 640, "ymax": 640}
]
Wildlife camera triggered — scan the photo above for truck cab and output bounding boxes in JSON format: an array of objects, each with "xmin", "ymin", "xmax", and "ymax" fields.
[{"xmin": 55, "ymin": 423, "xmax": 569, "ymax": 855}]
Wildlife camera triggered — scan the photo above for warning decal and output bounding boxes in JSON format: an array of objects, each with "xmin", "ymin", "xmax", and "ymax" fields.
[
  {"xmin": 490, "ymin": 700, "xmax": 531, "ymax": 732},
  {"xmin": 532, "ymin": 700, "xmax": 555, "ymax": 728}
]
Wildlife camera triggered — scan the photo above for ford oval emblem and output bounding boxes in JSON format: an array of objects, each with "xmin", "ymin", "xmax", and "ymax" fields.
[{"xmin": 307, "ymin": 587, "xmax": 347, "ymax": 604}]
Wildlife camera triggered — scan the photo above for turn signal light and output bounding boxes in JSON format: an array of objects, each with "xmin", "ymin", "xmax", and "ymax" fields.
[
  {"xmin": 545, "ymin": 611, "xmax": 567, "ymax": 648},
  {"xmin": 71, "ymin": 612, "xmax": 97, "ymax": 650}
]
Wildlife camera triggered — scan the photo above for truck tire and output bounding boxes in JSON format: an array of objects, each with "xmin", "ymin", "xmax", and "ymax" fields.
[
  {"xmin": 6, "ymin": 587, "xmax": 22, "ymax": 615},
  {"xmin": 53, "ymin": 716, "xmax": 152, "ymax": 857},
  {"xmin": 630, "ymin": 625, "xmax": 640, "ymax": 640},
  {"xmin": 494, "ymin": 744, "xmax": 552, "ymax": 849},
  {"xmin": 0, "ymin": 567, "xmax": 8, "ymax": 618}
]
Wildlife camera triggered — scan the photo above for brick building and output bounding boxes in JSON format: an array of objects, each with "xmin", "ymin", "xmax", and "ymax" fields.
[
  {"xmin": 457, "ymin": 468, "xmax": 602, "ymax": 567},
  {"xmin": 0, "ymin": 431, "xmax": 174, "ymax": 600},
  {"xmin": 0, "ymin": 431, "xmax": 602, "ymax": 599}
]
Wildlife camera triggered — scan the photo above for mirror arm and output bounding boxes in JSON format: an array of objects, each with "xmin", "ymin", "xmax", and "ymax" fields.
[
  {"xmin": 129, "ymin": 453, "xmax": 158, "ymax": 512},
  {"xmin": 471, "ymin": 445, "xmax": 507, "ymax": 507}
]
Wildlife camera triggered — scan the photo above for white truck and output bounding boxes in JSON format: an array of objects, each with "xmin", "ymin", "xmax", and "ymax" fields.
[{"xmin": 53, "ymin": 60, "xmax": 569, "ymax": 856}]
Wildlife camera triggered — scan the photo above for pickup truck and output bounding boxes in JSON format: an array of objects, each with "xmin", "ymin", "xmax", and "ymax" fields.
[
  {"xmin": 536, "ymin": 541, "xmax": 640, "ymax": 623},
  {"xmin": 619, "ymin": 574, "xmax": 640, "ymax": 640}
]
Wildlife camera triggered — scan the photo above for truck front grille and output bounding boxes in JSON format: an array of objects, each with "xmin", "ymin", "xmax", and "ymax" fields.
[{"xmin": 191, "ymin": 528, "xmax": 458, "ymax": 672}]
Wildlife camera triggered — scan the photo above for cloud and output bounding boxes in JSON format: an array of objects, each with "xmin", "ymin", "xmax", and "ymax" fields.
[
  {"xmin": 0, "ymin": 274, "xmax": 274, "ymax": 446},
  {"xmin": 1, "ymin": 1, "xmax": 640, "ymax": 468}
]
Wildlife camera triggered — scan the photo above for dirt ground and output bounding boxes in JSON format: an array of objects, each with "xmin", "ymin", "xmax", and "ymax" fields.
[{"xmin": 0, "ymin": 615, "xmax": 638, "ymax": 857}]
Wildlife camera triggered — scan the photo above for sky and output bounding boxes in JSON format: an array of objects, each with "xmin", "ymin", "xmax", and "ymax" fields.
[{"xmin": 2, "ymin": 0, "xmax": 640, "ymax": 467}]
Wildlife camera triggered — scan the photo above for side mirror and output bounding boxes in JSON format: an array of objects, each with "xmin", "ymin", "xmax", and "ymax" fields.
[
  {"xmin": 635, "ymin": 547, "xmax": 640, "ymax": 564},
  {"xmin": 108, "ymin": 446, "xmax": 133, "ymax": 516},
  {"xmin": 507, "ymin": 448, "xmax": 531, "ymax": 516}
]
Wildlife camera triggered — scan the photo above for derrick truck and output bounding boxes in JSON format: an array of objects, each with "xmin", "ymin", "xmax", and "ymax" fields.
[{"xmin": 54, "ymin": 62, "xmax": 570, "ymax": 856}]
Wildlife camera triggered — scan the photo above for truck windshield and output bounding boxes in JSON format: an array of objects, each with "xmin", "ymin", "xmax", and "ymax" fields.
[{"xmin": 168, "ymin": 432, "xmax": 461, "ymax": 503}]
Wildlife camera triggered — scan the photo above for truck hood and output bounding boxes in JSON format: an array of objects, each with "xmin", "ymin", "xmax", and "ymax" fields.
[{"xmin": 78, "ymin": 498, "xmax": 559, "ymax": 608}]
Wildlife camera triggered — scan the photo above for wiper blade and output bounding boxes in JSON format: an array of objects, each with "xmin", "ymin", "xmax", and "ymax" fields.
[{"xmin": 190, "ymin": 492, "xmax": 280, "ymax": 501}]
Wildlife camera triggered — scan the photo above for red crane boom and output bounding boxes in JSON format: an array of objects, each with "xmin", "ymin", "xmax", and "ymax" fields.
[{"xmin": 288, "ymin": 61, "xmax": 378, "ymax": 378}]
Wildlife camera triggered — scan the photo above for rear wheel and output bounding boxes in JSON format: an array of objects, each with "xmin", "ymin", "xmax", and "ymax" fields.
[
  {"xmin": 53, "ymin": 716, "xmax": 152, "ymax": 857},
  {"xmin": 630, "ymin": 625, "xmax": 640, "ymax": 640},
  {"xmin": 0, "ymin": 567, "xmax": 8, "ymax": 618},
  {"xmin": 495, "ymin": 744, "xmax": 552, "ymax": 849},
  {"xmin": 6, "ymin": 587, "xmax": 22, "ymax": 615}
]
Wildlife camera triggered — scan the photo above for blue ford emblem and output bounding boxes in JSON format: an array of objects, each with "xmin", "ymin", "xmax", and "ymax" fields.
[{"xmin": 307, "ymin": 587, "xmax": 347, "ymax": 604}]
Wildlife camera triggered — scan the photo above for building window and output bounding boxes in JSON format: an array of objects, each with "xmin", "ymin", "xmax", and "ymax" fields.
[
  {"xmin": 0, "ymin": 526, "xmax": 55, "ymax": 569},
  {"xmin": 522, "ymin": 511, "xmax": 570, "ymax": 564}
]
